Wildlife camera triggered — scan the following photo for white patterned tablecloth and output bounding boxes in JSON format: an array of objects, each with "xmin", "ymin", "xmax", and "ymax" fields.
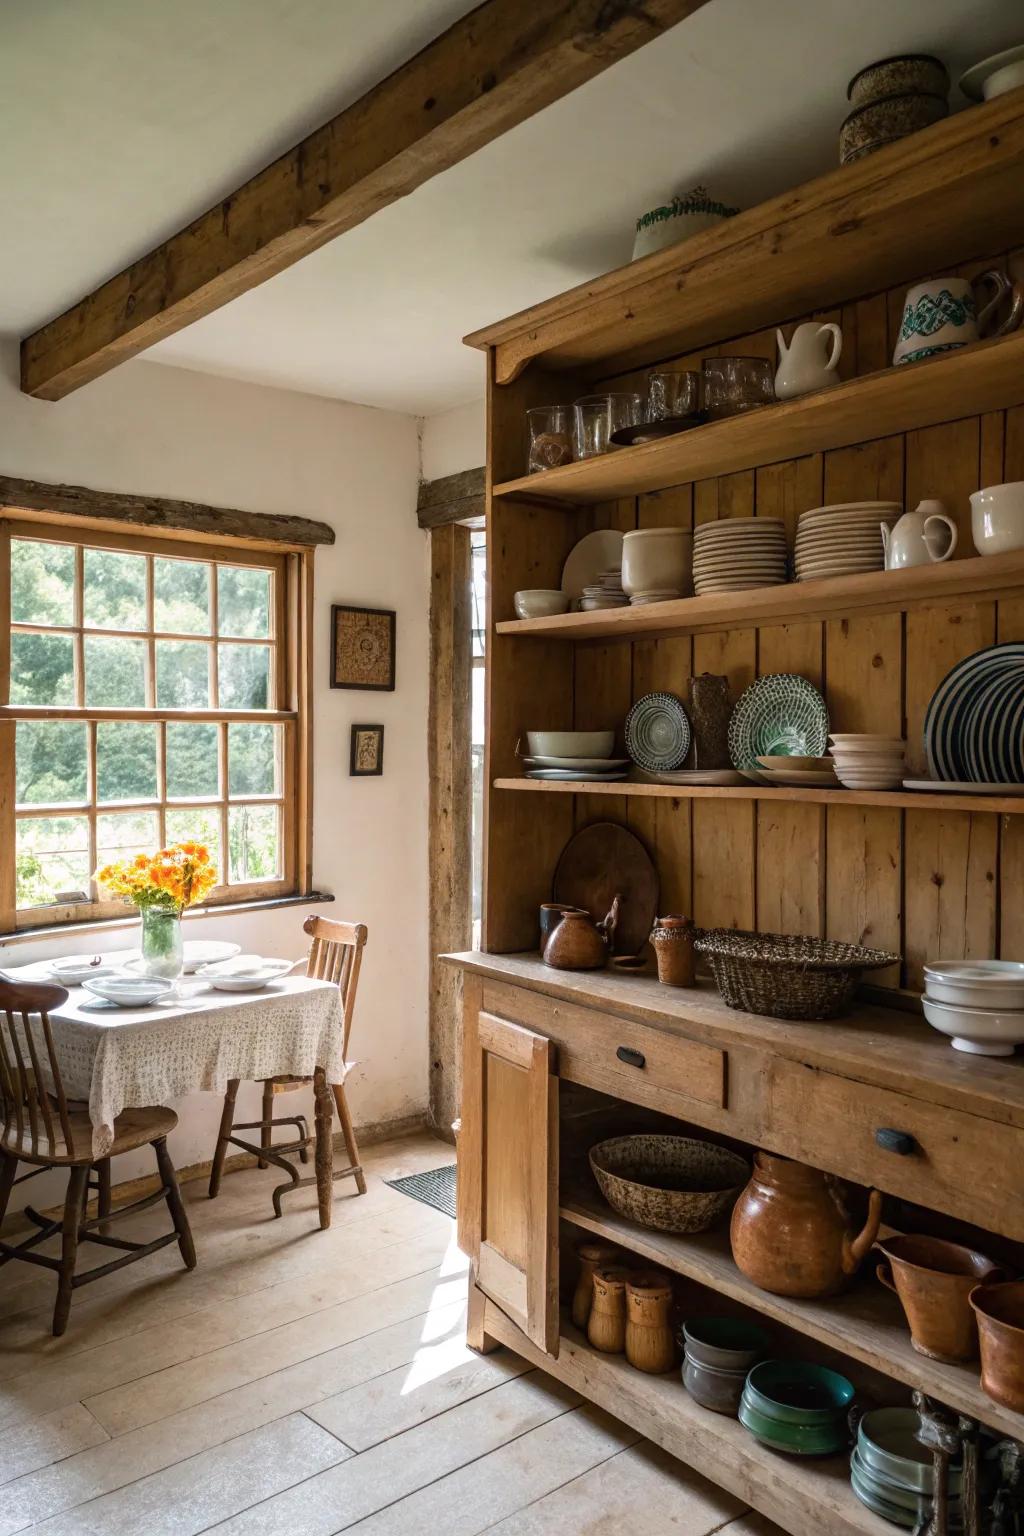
[{"xmin": 2, "ymin": 962, "xmax": 345, "ymax": 1157}]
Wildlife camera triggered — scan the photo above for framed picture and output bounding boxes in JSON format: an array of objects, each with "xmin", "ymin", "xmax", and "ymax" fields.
[
  {"xmin": 350, "ymin": 724, "xmax": 384, "ymax": 777},
  {"xmin": 331, "ymin": 604, "xmax": 396, "ymax": 691}
]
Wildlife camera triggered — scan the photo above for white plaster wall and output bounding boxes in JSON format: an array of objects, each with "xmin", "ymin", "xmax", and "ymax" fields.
[
  {"xmin": 420, "ymin": 397, "xmax": 485, "ymax": 481},
  {"xmin": 0, "ymin": 343, "xmax": 430, "ymax": 1213}
]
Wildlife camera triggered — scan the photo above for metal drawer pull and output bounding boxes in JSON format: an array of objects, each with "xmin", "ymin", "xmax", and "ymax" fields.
[
  {"xmin": 616, "ymin": 1046, "xmax": 646, "ymax": 1069},
  {"xmin": 875, "ymin": 1127, "xmax": 917, "ymax": 1156}
]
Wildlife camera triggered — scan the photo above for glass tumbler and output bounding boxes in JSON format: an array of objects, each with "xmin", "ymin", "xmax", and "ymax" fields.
[
  {"xmin": 701, "ymin": 357, "xmax": 775, "ymax": 420},
  {"xmin": 526, "ymin": 406, "xmax": 572, "ymax": 473},
  {"xmin": 572, "ymin": 393, "xmax": 644, "ymax": 458},
  {"xmin": 647, "ymin": 370, "xmax": 701, "ymax": 422}
]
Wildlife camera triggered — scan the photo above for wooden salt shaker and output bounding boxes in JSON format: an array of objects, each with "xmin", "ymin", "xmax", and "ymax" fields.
[
  {"xmin": 571, "ymin": 1242, "xmax": 622, "ymax": 1331},
  {"xmin": 650, "ymin": 915, "xmax": 696, "ymax": 988},
  {"xmin": 587, "ymin": 1265, "xmax": 631, "ymax": 1354},
  {"xmin": 625, "ymin": 1270, "xmax": 676, "ymax": 1374}
]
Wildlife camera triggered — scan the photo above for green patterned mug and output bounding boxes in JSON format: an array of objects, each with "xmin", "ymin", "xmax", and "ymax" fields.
[{"xmin": 893, "ymin": 270, "xmax": 1022, "ymax": 366}]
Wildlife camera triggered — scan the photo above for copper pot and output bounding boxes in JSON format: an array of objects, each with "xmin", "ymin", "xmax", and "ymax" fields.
[
  {"xmin": 876, "ymin": 1234, "xmax": 1006, "ymax": 1363},
  {"xmin": 730, "ymin": 1150, "xmax": 882, "ymax": 1299},
  {"xmin": 970, "ymin": 1280, "xmax": 1024, "ymax": 1411}
]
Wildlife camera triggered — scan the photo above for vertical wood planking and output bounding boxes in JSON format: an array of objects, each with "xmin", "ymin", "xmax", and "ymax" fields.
[{"xmin": 903, "ymin": 810, "xmax": 998, "ymax": 988}]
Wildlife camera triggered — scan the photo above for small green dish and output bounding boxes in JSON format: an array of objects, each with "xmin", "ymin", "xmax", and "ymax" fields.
[
  {"xmin": 744, "ymin": 1360, "xmax": 855, "ymax": 1425},
  {"xmin": 738, "ymin": 1394, "xmax": 848, "ymax": 1456}
]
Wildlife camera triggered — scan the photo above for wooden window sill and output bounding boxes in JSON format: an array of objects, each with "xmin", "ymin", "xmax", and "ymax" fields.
[{"xmin": 0, "ymin": 891, "xmax": 335, "ymax": 946}]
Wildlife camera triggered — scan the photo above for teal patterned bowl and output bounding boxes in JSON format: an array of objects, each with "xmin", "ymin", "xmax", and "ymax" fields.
[{"xmin": 744, "ymin": 1360, "xmax": 855, "ymax": 1424}]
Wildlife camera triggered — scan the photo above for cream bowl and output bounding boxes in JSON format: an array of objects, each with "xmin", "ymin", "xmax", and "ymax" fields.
[
  {"xmin": 970, "ymin": 484, "xmax": 1024, "ymax": 557},
  {"xmin": 514, "ymin": 589, "xmax": 570, "ymax": 620},
  {"xmin": 924, "ymin": 960, "xmax": 1024, "ymax": 1009},
  {"xmin": 526, "ymin": 730, "xmax": 615, "ymax": 759},
  {"xmin": 922, "ymin": 995, "xmax": 1024, "ymax": 1056},
  {"xmin": 622, "ymin": 528, "xmax": 693, "ymax": 600}
]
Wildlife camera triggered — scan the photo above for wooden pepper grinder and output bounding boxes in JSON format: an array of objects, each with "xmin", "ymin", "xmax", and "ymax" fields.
[
  {"xmin": 912, "ymin": 1390, "xmax": 960, "ymax": 1536},
  {"xmin": 650, "ymin": 915, "xmax": 696, "ymax": 988},
  {"xmin": 571, "ymin": 1243, "xmax": 621, "ymax": 1331},
  {"xmin": 624, "ymin": 1270, "xmax": 675, "ymax": 1374},
  {"xmin": 587, "ymin": 1265, "xmax": 631, "ymax": 1354}
]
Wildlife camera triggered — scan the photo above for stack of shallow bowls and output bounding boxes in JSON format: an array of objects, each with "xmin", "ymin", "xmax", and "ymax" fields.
[
  {"xmin": 580, "ymin": 568, "xmax": 628, "ymax": 611},
  {"xmin": 738, "ymin": 1360, "xmax": 854, "ymax": 1455},
  {"xmin": 680, "ymin": 1317, "xmax": 769, "ymax": 1417},
  {"xmin": 828, "ymin": 734, "xmax": 906, "ymax": 789},
  {"xmin": 922, "ymin": 959, "xmax": 1024, "ymax": 1057},
  {"xmin": 794, "ymin": 503, "xmax": 900, "ymax": 581},
  {"xmin": 692, "ymin": 518, "xmax": 788, "ymax": 595},
  {"xmin": 851, "ymin": 1407, "xmax": 961, "ymax": 1528},
  {"xmin": 754, "ymin": 754, "xmax": 837, "ymax": 787},
  {"xmin": 840, "ymin": 55, "xmax": 949, "ymax": 166}
]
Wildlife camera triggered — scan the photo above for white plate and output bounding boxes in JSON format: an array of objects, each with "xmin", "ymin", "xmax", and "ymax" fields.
[
  {"xmin": 903, "ymin": 778, "xmax": 1024, "ymax": 794},
  {"xmin": 525, "ymin": 769, "xmax": 628, "ymax": 781},
  {"xmin": 562, "ymin": 530, "xmax": 624, "ymax": 603},
  {"xmin": 695, "ymin": 577, "xmax": 789, "ymax": 591},
  {"xmin": 122, "ymin": 940, "xmax": 243, "ymax": 975},
  {"xmin": 959, "ymin": 43, "xmax": 1024, "ymax": 101},
  {"xmin": 925, "ymin": 960, "xmax": 1024, "ymax": 1009},
  {"xmin": 759, "ymin": 768, "xmax": 839, "ymax": 786},
  {"xmin": 523, "ymin": 755, "xmax": 629, "ymax": 770},
  {"xmin": 632, "ymin": 768, "xmax": 747, "ymax": 785},
  {"xmin": 831, "ymin": 734, "xmax": 906, "ymax": 747},
  {"xmin": 82, "ymin": 976, "xmax": 175, "ymax": 1007},
  {"xmin": 197, "ymin": 956, "xmax": 296, "ymax": 991},
  {"xmin": 48, "ymin": 957, "xmax": 120, "ymax": 984}
]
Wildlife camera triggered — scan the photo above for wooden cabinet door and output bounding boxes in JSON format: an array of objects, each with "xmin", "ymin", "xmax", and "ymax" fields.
[{"xmin": 459, "ymin": 1005, "xmax": 559, "ymax": 1355}]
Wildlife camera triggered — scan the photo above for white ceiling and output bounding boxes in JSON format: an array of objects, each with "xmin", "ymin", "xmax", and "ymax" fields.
[{"xmin": 3, "ymin": 0, "xmax": 1023, "ymax": 416}]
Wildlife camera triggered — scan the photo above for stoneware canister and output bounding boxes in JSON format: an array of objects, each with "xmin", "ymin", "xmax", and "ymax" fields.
[
  {"xmin": 730, "ymin": 1150, "xmax": 882, "ymax": 1299},
  {"xmin": 571, "ymin": 1242, "xmax": 622, "ymax": 1331},
  {"xmin": 625, "ymin": 1270, "xmax": 676, "ymax": 1374},
  {"xmin": 650, "ymin": 915, "xmax": 696, "ymax": 987},
  {"xmin": 970, "ymin": 1280, "xmax": 1024, "ymax": 1411},
  {"xmin": 876, "ymin": 1233, "xmax": 1006, "ymax": 1363},
  {"xmin": 587, "ymin": 1265, "xmax": 631, "ymax": 1353}
]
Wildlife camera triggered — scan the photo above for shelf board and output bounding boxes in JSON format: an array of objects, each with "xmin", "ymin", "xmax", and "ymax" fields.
[
  {"xmin": 467, "ymin": 89, "xmax": 1024, "ymax": 385},
  {"xmin": 560, "ymin": 1184, "xmax": 1023, "ymax": 1442},
  {"xmin": 494, "ymin": 331, "xmax": 1024, "ymax": 504},
  {"xmin": 482, "ymin": 1301, "xmax": 887, "ymax": 1536},
  {"xmin": 493, "ymin": 777, "xmax": 1024, "ymax": 815},
  {"xmin": 495, "ymin": 551, "xmax": 1024, "ymax": 641}
]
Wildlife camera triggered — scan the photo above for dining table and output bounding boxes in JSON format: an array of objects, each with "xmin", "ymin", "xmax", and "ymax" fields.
[{"xmin": 1, "ymin": 954, "xmax": 348, "ymax": 1229}]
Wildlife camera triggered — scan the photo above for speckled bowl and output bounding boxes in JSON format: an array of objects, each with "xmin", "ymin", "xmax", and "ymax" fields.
[
  {"xmin": 839, "ymin": 91, "xmax": 948, "ymax": 165},
  {"xmin": 847, "ymin": 54, "xmax": 949, "ymax": 106},
  {"xmin": 589, "ymin": 1135, "xmax": 749, "ymax": 1235}
]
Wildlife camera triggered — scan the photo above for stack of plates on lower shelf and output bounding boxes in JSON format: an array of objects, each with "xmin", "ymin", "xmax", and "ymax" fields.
[
  {"xmin": 851, "ymin": 1408, "xmax": 962, "ymax": 1530},
  {"xmin": 692, "ymin": 517, "xmax": 788, "ymax": 595},
  {"xmin": 794, "ymin": 502, "xmax": 900, "ymax": 582},
  {"xmin": 580, "ymin": 568, "xmax": 628, "ymax": 611},
  {"xmin": 923, "ymin": 642, "xmax": 1024, "ymax": 786},
  {"xmin": 922, "ymin": 959, "xmax": 1024, "ymax": 1056},
  {"xmin": 523, "ymin": 730, "xmax": 628, "ymax": 781}
]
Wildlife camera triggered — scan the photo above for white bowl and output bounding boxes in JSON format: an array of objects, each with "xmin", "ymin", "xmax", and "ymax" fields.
[
  {"xmin": 924, "ymin": 960, "xmax": 1024, "ymax": 1009},
  {"xmin": 48, "ymin": 957, "xmax": 120, "ymax": 984},
  {"xmin": 970, "ymin": 484, "xmax": 1024, "ymax": 557},
  {"xmin": 922, "ymin": 995, "xmax": 1024, "ymax": 1056},
  {"xmin": 514, "ymin": 589, "xmax": 570, "ymax": 620},
  {"xmin": 632, "ymin": 189, "xmax": 738, "ymax": 261},
  {"xmin": 82, "ymin": 976, "xmax": 175, "ymax": 1007},
  {"xmin": 829, "ymin": 735, "xmax": 906, "ymax": 749},
  {"xmin": 622, "ymin": 528, "xmax": 693, "ymax": 599},
  {"xmin": 526, "ymin": 731, "xmax": 615, "ymax": 759},
  {"xmin": 197, "ymin": 956, "xmax": 296, "ymax": 992}
]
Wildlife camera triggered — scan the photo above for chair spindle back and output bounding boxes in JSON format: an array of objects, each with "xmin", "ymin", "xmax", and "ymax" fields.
[
  {"xmin": 302, "ymin": 916, "xmax": 367, "ymax": 1058},
  {"xmin": 0, "ymin": 980, "xmax": 73, "ymax": 1159}
]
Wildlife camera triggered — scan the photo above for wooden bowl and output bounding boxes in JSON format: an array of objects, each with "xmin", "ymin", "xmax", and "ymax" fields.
[{"xmin": 589, "ymin": 1135, "xmax": 749, "ymax": 1235}]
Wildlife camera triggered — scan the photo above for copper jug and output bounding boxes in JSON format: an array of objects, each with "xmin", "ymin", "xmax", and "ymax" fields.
[{"xmin": 730, "ymin": 1150, "xmax": 882, "ymax": 1299}]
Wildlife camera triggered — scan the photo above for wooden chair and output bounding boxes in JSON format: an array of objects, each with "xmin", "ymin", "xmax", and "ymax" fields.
[
  {"xmin": 0, "ymin": 978, "xmax": 196, "ymax": 1337},
  {"xmin": 208, "ymin": 915, "xmax": 368, "ymax": 1216}
]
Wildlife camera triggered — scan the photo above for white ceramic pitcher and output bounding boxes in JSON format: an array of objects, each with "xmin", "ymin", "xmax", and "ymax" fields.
[
  {"xmin": 881, "ymin": 499, "xmax": 958, "ymax": 570},
  {"xmin": 775, "ymin": 322, "xmax": 843, "ymax": 400}
]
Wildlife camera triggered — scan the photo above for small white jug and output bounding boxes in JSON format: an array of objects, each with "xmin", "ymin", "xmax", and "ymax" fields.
[
  {"xmin": 775, "ymin": 322, "xmax": 843, "ymax": 400},
  {"xmin": 881, "ymin": 499, "xmax": 958, "ymax": 570}
]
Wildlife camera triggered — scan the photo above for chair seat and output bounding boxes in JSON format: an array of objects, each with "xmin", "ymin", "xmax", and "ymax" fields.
[{"xmin": 4, "ymin": 1104, "xmax": 178, "ymax": 1164}]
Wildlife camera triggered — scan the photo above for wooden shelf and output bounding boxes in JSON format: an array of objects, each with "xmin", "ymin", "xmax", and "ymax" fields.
[
  {"xmin": 561, "ymin": 1184, "xmax": 1024, "ymax": 1442},
  {"xmin": 495, "ymin": 550, "xmax": 1024, "ymax": 641},
  {"xmin": 493, "ymin": 777, "xmax": 1024, "ymax": 815},
  {"xmin": 482, "ymin": 1301, "xmax": 888, "ymax": 1536},
  {"xmin": 467, "ymin": 89, "xmax": 1024, "ymax": 385},
  {"xmin": 494, "ymin": 331, "xmax": 1024, "ymax": 504}
]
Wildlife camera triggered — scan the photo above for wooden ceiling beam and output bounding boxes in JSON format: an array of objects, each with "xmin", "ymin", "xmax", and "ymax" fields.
[{"xmin": 21, "ymin": 0, "xmax": 709, "ymax": 402}]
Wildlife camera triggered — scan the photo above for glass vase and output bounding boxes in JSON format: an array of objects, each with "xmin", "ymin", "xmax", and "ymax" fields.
[{"xmin": 139, "ymin": 906, "xmax": 184, "ymax": 980}]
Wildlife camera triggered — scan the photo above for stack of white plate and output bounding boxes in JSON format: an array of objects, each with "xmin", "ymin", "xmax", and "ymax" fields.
[
  {"xmin": 754, "ymin": 754, "xmax": 838, "ymax": 786},
  {"xmin": 580, "ymin": 568, "xmax": 628, "ymax": 611},
  {"xmin": 794, "ymin": 502, "xmax": 901, "ymax": 582},
  {"xmin": 692, "ymin": 517, "xmax": 788, "ymax": 595},
  {"xmin": 828, "ymin": 734, "xmax": 906, "ymax": 789},
  {"xmin": 922, "ymin": 960, "xmax": 1024, "ymax": 1056},
  {"xmin": 522, "ymin": 729, "xmax": 628, "ymax": 782}
]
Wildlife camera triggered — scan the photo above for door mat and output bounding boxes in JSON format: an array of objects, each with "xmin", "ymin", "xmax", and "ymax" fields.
[{"xmin": 384, "ymin": 1163, "xmax": 456, "ymax": 1220}]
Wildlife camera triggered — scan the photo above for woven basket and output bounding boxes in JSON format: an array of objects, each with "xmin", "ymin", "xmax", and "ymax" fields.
[
  {"xmin": 590, "ymin": 1135, "xmax": 749, "ymax": 1235},
  {"xmin": 693, "ymin": 928, "xmax": 899, "ymax": 1021}
]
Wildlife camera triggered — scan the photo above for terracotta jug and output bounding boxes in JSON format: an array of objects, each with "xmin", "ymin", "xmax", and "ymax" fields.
[
  {"xmin": 543, "ymin": 909, "xmax": 608, "ymax": 971},
  {"xmin": 625, "ymin": 1270, "xmax": 675, "ymax": 1374},
  {"xmin": 876, "ymin": 1233, "xmax": 1006, "ymax": 1363},
  {"xmin": 730, "ymin": 1150, "xmax": 882, "ymax": 1299},
  {"xmin": 587, "ymin": 1265, "xmax": 631, "ymax": 1353},
  {"xmin": 571, "ymin": 1242, "xmax": 622, "ymax": 1331}
]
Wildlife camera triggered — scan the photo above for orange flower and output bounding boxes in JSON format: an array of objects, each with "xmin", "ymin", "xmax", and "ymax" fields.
[{"xmin": 94, "ymin": 842, "xmax": 218, "ymax": 912}]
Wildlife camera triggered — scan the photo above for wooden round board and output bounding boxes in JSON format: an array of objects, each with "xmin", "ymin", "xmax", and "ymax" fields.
[{"xmin": 552, "ymin": 822, "xmax": 658, "ymax": 956}]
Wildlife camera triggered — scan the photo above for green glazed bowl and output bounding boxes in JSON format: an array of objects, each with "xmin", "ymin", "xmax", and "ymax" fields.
[
  {"xmin": 738, "ymin": 1393, "xmax": 848, "ymax": 1455},
  {"xmin": 744, "ymin": 1360, "xmax": 855, "ymax": 1425}
]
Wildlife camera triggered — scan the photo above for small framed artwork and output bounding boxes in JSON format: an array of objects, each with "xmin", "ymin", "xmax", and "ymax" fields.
[
  {"xmin": 350, "ymin": 724, "xmax": 384, "ymax": 777},
  {"xmin": 331, "ymin": 604, "xmax": 396, "ymax": 691}
]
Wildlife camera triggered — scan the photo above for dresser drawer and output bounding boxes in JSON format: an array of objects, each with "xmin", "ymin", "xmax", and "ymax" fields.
[{"xmin": 764, "ymin": 1058, "xmax": 1024, "ymax": 1240}]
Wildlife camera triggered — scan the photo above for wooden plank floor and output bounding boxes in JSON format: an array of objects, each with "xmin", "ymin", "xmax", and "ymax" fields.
[{"xmin": 0, "ymin": 1133, "xmax": 780, "ymax": 1534}]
